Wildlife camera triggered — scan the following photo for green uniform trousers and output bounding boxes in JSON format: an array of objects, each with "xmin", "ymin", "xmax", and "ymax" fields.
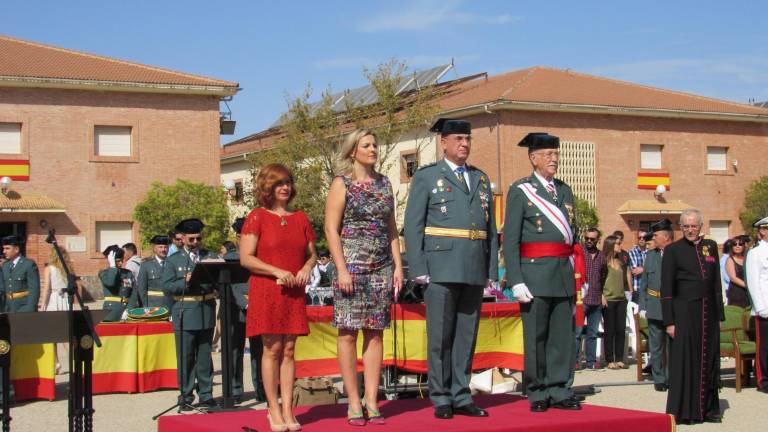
[
  {"xmin": 521, "ymin": 296, "xmax": 574, "ymax": 403},
  {"xmin": 175, "ymin": 328, "xmax": 214, "ymax": 403},
  {"xmin": 229, "ymin": 321, "xmax": 264, "ymax": 400},
  {"xmin": 425, "ymin": 282, "xmax": 483, "ymax": 407}
]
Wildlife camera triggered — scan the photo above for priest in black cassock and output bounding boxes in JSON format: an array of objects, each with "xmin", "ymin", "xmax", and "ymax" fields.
[{"xmin": 661, "ymin": 208, "xmax": 725, "ymax": 424}]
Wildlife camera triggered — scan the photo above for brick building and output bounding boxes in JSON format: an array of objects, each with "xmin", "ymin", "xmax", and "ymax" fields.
[
  {"xmin": 223, "ymin": 66, "xmax": 768, "ymax": 244},
  {"xmin": 0, "ymin": 35, "xmax": 238, "ymax": 276}
]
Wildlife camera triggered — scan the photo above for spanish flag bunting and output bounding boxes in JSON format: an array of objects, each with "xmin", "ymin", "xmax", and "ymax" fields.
[
  {"xmin": 494, "ymin": 194, "xmax": 504, "ymax": 231},
  {"xmin": 11, "ymin": 344, "xmax": 56, "ymax": 401},
  {"xmin": 0, "ymin": 159, "xmax": 30, "ymax": 181},
  {"xmin": 637, "ymin": 172, "xmax": 670, "ymax": 190},
  {"xmin": 294, "ymin": 303, "xmax": 523, "ymax": 377}
]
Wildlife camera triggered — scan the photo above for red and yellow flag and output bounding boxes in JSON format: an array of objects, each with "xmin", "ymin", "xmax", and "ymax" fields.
[
  {"xmin": 637, "ymin": 172, "xmax": 670, "ymax": 190},
  {"xmin": 494, "ymin": 194, "xmax": 504, "ymax": 231},
  {"xmin": 0, "ymin": 159, "xmax": 30, "ymax": 181},
  {"xmin": 11, "ymin": 344, "xmax": 56, "ymax": 401}
]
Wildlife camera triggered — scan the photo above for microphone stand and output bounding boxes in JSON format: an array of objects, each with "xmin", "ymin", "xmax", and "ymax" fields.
[{"xmin": 45, "ymin": 229, "xmax": 101, "ymax": 432}]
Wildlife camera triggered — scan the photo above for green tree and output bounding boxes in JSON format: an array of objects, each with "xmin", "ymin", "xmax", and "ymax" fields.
[
  {"xmin": 740, "ymin": 176, "xmax": 768, "ymax": 237},
  {"xmin": 575, "ymin": 195, "xmax": 599, "ymax": 237},
  {"xmin": 247, "ymin": 59, "xmax": 443, "ymax": 243},
  {"xmin": 133, "ymin": 179, "xmax": 230, "ymax": 251}
]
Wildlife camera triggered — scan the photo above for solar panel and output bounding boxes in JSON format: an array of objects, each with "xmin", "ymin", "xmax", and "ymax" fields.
[{"xmin": 270, "ymin": 63, "xmax": 453, "ymax": 126}]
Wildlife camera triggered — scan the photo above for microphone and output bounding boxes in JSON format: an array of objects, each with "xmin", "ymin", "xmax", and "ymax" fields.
[{"xmin": 45, "ymin": 228, "xmax": 56, "ymax": 244}]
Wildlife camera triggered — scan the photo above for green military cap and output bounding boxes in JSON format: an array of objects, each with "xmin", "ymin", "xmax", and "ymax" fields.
[
  {"xmin": 102, "ymin": 244, "xmax": 125, "ymax": 259},
  {"xmin": 518, "ymin": 132, "xmax": 560, "ymax": 152},
  {"xmin": 150, "ymin": 235, "xmax": 170, "ymax": 245},
  {"xmin": 430, "ymin": 118, "xmax": 471, "ymax": 135},
  {"xmin": 2, "ymin": 234, "xmax": 24, "ymax": 246},
  {"xmin": 231, "ymin": 217, "xmax": 245, "ymax": 235},
  {"xmin": 175, "ymin": 218, "xmax": 204, "ymax": 234}
]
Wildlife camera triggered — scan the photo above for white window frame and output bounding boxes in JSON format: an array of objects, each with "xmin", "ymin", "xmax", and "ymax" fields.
[{"xmin": 640, "ymin": 144, "xmax": 663, "ymax": 170}]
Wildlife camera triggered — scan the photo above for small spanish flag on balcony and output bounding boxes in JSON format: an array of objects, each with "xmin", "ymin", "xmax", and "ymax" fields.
[
  {"xmin": 637, "ymin": 172, "xmax": 670, "ymax": 190},
  {"xmin": 0, "ymin": 159, "xmax": 30, "ymax": 181}
]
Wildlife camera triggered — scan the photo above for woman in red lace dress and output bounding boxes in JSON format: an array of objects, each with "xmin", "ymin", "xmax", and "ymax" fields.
[{"xmin": 240, "ymin": 163, "xmax": 317, "ymax": 432}]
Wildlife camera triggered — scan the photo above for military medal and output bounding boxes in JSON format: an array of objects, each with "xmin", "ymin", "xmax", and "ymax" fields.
[
  {"xmin": 432, "ymin": 188, "xmax": 437, "ymax": 194},
  {"xmin": 536, "ymin": 219, "xmax": 543, "ymax": 233},
  {"xmin": 440, "ymin": 205, "xmax": 447, "ymax": 214},
  {"xmin": 437, "ymin": 179, "xmax": 444, "ymax": 188},
  {"xmin": 527, "ymin": 201, "xmax": 533, "ymax": 206},
  {"xmin": 446, "ymin": 186, "xmax": 452, "ymax": 192}
]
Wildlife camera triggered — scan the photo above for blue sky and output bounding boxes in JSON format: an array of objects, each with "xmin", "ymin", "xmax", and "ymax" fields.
[{"xmin": 3, "ymin": 0, "xmax": 765, "ymax": 143}]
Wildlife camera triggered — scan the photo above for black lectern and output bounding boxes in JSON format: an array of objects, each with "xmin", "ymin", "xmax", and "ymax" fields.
[
  {"xmin": 193, "ymin": 261, "xmax": 250, "ymax": 409},
  {"xmin": 0, "ymin": 310, "xmax": 109, "ymax": 432}
]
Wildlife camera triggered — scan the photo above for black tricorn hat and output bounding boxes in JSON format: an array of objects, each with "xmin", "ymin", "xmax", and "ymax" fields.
[
  {"xmin": 1, "ymin": 235, "xmax": 24, "ymax": 246},
  {"xmin": 650, "ymin": 219, "xmax": 673, "ymax": 232},
  {"xmin": 101, "ymin": 244, "xmax": 125, "ymax": 259},
  {"xmin": 429, "ymin": 118, "xmax": 471, "ymax": 135},
  {"xmin": 643, "ymin": 232, "xmax": 654, "ymax": 242},
  {"xmin": 231, "ymin": 217, "xmax": 246, "ymax": 235},
  {"xmin": 175, "ymin": 218, "xmax": 205, "ymax": 234},
  {"xmin": 150, "ymin": 235, "xmax": 170, "ymax": 245},
  {"xmin": 518, "ymin": 132, "xmax": 560, "ymax": 151}
]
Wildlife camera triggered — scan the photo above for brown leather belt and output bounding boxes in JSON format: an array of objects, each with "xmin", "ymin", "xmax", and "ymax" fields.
[
  {"xmin": 7, "ymin": 291, "xmax": 29, "ymax": 300},
  {"xmin": 424, "ymin": 227, "xmax": 487, "ymax": 240},
  {"xmin": 173, "ymin": 293, "xmax": 217, "ymax": 302}
]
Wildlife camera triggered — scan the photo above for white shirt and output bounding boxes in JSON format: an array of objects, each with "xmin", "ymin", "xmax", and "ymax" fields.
[
  {"xmin": 746, "ymin": 240, "xmax": 768, "ymax": 317},
  {"xmin": 443, "ymin": 158, "xmax": 470, "ymax": 192},
  {"xmin": 533, "ymin": 171, "xmax": 556, "ymax": 193}
]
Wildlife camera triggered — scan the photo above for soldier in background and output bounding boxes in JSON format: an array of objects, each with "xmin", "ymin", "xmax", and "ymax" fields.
[
  {"xmin": 98, "ymin": 245, "xmax": 134, "ymax": 322},
  {"xmin": 128, "ymin": 235, "xmax": 171, "ymax": 310},
  {"xmin": 2, "ymin": 235, "xmax": 39, "ymax": 313}
]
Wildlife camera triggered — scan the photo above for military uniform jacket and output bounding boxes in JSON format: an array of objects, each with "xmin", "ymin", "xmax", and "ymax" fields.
[
  {"xmin": 98, "ymin": 267, "xmax": 135, "ymax": 321},
  {"xmin": 2, "ymin": 257, "xmax": 40, "ymax": 312},
  {"xmin": 661, "ymin": 238, "xmax": 725, "ymax": 327},
  {"xmin": 162, "ymin": 248, "xmax": 217, "ymax": 331},
  {"xmin": 503, "ymin": 173, "xmax": 577, "ymax": 297},
  {"xmin": 223, "ymin": 249, "xmax": 249, "ymax": 323},
  {"xmin": 639, "ymin": 248, "xmax": 663, "ymax": 320},
  {"xmin": 404, "ymin": 159, "xmax": 499, "ymax": 286},
  {"xmin": 129, "ymin": 257, "xmax": 170, "ymax": 310}
]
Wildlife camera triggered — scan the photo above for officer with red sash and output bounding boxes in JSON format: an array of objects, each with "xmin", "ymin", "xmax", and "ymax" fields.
[{"xmin": 503, "ymin": 132, "xmax": 580, "ymax": 412}]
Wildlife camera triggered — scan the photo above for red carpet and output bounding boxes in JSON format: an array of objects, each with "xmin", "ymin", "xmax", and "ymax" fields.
[{"xmin": 157, "ymin": 394, "xmax": 674, "ymax": 432}]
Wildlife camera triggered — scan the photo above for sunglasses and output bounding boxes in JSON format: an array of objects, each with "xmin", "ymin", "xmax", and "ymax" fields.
[
  {"xmin": 733, "ymin": 242, "xmax": 745, "ymax": 246},
  {"xmin": 584, "ymin": 237, "xmax": 599, "ymax": 241},
  {"xmin": 187, "ymin": 236, "xmax": 202, "ymax": 241},
  {"xmin": 275, "ymin": 179, "xmax": 292, "ymax": 187}
]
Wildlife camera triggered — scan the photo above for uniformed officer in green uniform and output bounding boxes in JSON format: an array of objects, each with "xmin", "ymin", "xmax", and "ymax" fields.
[
  {"xmin": 98, "ymin": 245, "xmax": 135, "ymax": 322},
  {"xmin": 503, "ymin": 132, "xmax": 581, "ymax": 412},
  {"xmin": 2, "ymin": 235, "xmax": 40, "ymax": 313},
  {"xmin": 162, "ymin": 218, "xmax": 218, "ymax": 409},
  {"xmin": 639, "ymin": 219, "xmax": 673, "ymax": 392},
  {"xmin": 223, "ymin": 217, "xmax": 265, "ymax": 404},
  {"xmin": 128, "ymin": 235, "xmax": 171, "ymax": 311},
  {"xmin": 404, "ymin": 118, "xmax": 499, "ymax": 420}
]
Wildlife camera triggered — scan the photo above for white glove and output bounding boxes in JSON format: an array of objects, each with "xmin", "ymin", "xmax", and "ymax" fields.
[
  {"xmin": 628, "ymin": 301, "xmax": 639, "ymax": 315},
  {"xmin": 107, "ymin": 251, "xmax": 116, "ymax": 268},
  {"xmin": 413, "ymin": 275, "xmax": 430, "ymax": 285},
  {"xmin": 120, "ymin": 309, "xmax": 129, "ymax": 321},
  {"xmin": 512, "ymin": 283, "xmax": 534, "ymax": 303},
  {"xmin": 639, "ymin": 310, "xmax": 647, "ymax": 319},
  {"xmin": 624, "ymin": 291, "xmax": 632, "ymax": 302},
  {"xmin": 580, "ymin": 283, "xmax": 588, "ymax": 299},
  {"xmin": 759, "ymin": 310, "xmax": 768, "ymax": 319}
]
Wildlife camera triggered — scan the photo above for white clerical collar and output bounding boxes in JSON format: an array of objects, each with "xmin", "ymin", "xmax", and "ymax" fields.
[{"xmin": 533, "ymin": 171, "xmax": 554, "ymax": 188}]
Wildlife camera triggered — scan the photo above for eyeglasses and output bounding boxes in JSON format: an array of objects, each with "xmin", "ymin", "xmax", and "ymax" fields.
[
  {"xmin": 274, "ymin": 179, "xmax": 292, "ymax": 187},
  {"xmin": 733, "ymin": 242, "xmax": 745, "ymax": 246},
  {"xmin": 680, "ymin": 224, "xmax": 701, "ymax": 230},
  {"xmin": 187, "ymin": 236, "xmax": 202, "ymax": 242},
  {"xmin": 533, "ymin": 151, "xmax": 560, "ymax": 160}
]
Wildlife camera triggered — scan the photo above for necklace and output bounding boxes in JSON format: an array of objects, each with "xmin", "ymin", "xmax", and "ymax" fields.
[{"xmin": 280, "ymin": 216, "xmax": 288, "ymax": 226}]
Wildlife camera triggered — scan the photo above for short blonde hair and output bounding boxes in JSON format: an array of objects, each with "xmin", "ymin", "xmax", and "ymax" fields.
[{"xmin": 336, "ymin": 128, "xmax": 377, "ymax": 176}]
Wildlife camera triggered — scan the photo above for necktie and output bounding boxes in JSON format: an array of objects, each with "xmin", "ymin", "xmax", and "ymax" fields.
[
  {"xmin": 455, "ymin": 166, "xmax": 469, "ymax": 191},
  {"xmin": 546, "ymin": 183, "xmax": 557, "ymax": 201},
  {"xmin": 190, "ymin": 252, "xmax": 198, "ymax": 263}
]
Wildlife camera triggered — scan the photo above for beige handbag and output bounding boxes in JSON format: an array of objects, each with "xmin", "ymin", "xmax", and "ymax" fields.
[{"xmin": 292, "ymin": 377, "xmax": 339, "ymax": 407}]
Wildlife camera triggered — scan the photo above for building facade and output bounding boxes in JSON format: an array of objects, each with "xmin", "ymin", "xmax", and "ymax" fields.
[{"xmin": 0, "ymin": 35, "xmax": 238, "ymax": 276}]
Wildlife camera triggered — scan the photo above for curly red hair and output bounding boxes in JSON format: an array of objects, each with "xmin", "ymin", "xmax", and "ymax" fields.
[{"xmin": 254, "ymin": 163, "xmax": 296, "ymax": 208}]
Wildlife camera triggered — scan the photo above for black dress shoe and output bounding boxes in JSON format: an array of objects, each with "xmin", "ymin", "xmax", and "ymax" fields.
[
  {"xmin": 435, "ymin": 405, "xmax": 453, "ymax": 419},
  {"xmin": 453, "ymin": 403, "xmax": 488, "ymax": 417},
  {"xmin": 530, "ymin": 400, "xmax": 549, "ymax": 412},
  {"xmin": 703, "ymin": 414, "xmax": 722, "ymax": 423},
  {"xmin": 654, "ymin": 383, "xmax": 668, "ymax": 392},
  {"xmin": 574, "ymin": 394, "xmax": 586, "ymax": 402},
  {"xmin": 757, "ymin": 387, "xmax": 768, "ymax": 394},
  {"xmin": 551, "ymin": 397, "xmax": 582, "ymax": 410},
  {"xmin": 196, "ymin": 398, "xmax": 219, "ymax": 409}
]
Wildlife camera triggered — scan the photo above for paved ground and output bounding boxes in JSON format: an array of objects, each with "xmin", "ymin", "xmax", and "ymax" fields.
[{"xmin": 9, "ymin": 353, "xmax": 766, "ymax": 431}]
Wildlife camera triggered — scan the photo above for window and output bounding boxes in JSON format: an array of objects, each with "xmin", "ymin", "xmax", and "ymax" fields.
[
  {"xmin": 640, "ymin": 144, "xmax": 663, "ymax": 170},
  {"xmin": 94, "ymin": 126, "xmax": 132, "ymax": 157},
  {"xmin": 400, "ymin": 151, "xmax": 419, "ymax": 183},
  {"xmin": 707, "ymin": 147, "xmax": 727, "ymax": 171},
  {"xmin": 96, "ymin": 221, "xmax": 132, "ymax": 253},
  {"xmin": 0, "ymin": 123, "xmax": 21, "ymax": 154},
  {"xmin": 709, "ymin": 220, "xmax": 730, "ymax": 245},
  {"xmin": 234, "ymin": 180, "xmax": 244, "ymax": 204},
  {"xmin": 559, "ymin": 141, "xmax": 597, "ymax": 206}
]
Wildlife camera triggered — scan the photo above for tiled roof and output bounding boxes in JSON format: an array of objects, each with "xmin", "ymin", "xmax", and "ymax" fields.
[
  {"xmin": 616, "ymin": 199, "xmax": 693, "ymax": 215},
  {"xmin": 0, "ymin": 191, "xmax": 66, "ymax": 212},
  {"xmin": 439, "ymin": 66, "xmax": 768, "ymax": 116},
  {"xmin": 0, "ymin": 35, "xmax": 238, "ymax": 90}
]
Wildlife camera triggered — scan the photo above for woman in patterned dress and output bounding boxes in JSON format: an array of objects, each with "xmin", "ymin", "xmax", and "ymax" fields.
[
  {"xmin": 241, "ymin": 163, "xmax": 317, "ymax": 432},
  {"xmin": 325, "ymin": 129, "xmax": 403, "ymax": 426}
]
